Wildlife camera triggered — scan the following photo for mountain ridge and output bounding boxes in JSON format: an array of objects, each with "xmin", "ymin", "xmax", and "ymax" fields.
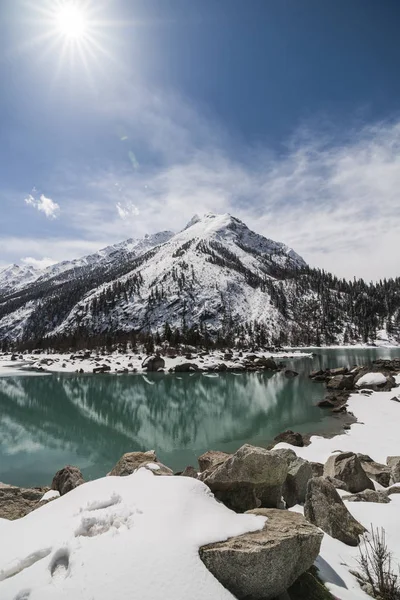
[{"xmin": 0, "ymin": 213, "xmax": 399, "ymax": 349}]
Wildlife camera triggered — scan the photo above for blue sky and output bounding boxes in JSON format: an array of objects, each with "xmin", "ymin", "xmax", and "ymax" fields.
[{"xmin": 0, "ymin": 0, "xmax": 400, "ymax": 279}]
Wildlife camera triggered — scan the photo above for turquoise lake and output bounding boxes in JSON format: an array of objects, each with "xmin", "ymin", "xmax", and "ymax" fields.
[{"xmin": 0, "ymin": 347, "xmax": 399, "ymax": 487}]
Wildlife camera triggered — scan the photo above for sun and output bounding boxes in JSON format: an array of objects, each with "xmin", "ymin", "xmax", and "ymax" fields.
[{"xmin": 55, "ymin": 4, "xmax": 88, "ymax": 40}]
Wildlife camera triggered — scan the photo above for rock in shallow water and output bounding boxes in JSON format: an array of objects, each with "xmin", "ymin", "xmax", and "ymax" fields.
[{"xmin": 199, "ymin": 508, "xmax": 323, "ymax": 600}]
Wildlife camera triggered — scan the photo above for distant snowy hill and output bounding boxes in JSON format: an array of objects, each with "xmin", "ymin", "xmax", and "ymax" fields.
[{"xmin": 0, "ymin": 213, "xmax": 399, "ymax": 347}]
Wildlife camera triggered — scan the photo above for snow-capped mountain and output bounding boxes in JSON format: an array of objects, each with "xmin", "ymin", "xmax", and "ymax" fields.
[
  {"xmin": 0, "ymin": 264, "xmax": 42, "ymax": 294},
  {"xmin": 0, "ymin": 213, "xmax": 399, "ymax": 347}
]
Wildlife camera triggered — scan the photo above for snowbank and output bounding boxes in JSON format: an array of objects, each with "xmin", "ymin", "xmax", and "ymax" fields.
[
  {"xmin": 275, "ymin": 376, "xmax": 400, "ymax": 465},
  {"xmin": 356, "ymin": 372, "xmax": 387, "ymax": 387},
  {"xmin": 0, "ymin": 469, "xmax": 265, "ymax": 600}
]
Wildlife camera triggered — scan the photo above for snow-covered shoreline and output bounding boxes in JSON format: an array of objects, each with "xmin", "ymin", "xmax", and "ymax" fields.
[
  {"xmin": 0, "ymin": 349, "xmax": 313, "ymax": 377},
  {"xmin": 276, "ymin": 376, "xmax": 400, "ymax": 599}
]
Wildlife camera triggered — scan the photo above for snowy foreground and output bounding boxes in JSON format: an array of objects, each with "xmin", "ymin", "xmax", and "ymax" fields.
[
  {"xmin": 0, "ymin": 470, "xmax": 266, "ymax": 600},
  {"xmin": 276, "ymin": 375, "xmax": 400, "ymax": 599},
  {"xmin": 0, "ymin": 349, "xmax": 313, "ymax": 376},
  {"xmin": 1, "ymin": 377, "xmax": 400, "ymax": 599}
]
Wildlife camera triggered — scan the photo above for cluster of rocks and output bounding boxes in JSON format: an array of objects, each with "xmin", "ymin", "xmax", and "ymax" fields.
[
  {"xmin": 143, "ymin": 352, "xmax": 284, "ymax": 374},
  {"xmin": 310, "ymin": 359, "xmax": 400, "ymax": 414},
  {"xmin": 3, "ymin": 444, "xmax": 400, "ymax": 599}
]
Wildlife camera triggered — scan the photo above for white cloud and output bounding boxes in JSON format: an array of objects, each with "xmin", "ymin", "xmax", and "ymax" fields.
[
  {"xmin": 24, "ymin": 193, "xmax": 60, "ymax": 219},
  {"xmin": 116, "ymin": 201, "xmax": 140, "ymax": 220},
  {"xmin": 8, "ymin": 83, "xmax": 400, "ymax": 281},
  {"xmin": 21, "ymin": 256, "xmax": 56, "ymax": 269}
]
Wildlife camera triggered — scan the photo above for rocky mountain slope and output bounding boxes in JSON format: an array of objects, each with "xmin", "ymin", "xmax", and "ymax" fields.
[{"xmin": 0, "ymin": 213, "xmax": 399, "ymax": 348}]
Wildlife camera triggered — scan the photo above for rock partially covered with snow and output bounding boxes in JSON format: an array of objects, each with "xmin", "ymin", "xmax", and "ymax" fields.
[
  {"xmin": 109, "ymin": 450, "xmax": 173, "ymax": 477},
  {"xmin": 356, "ymin": 373, "xmax": 387, "ymax": 389},
  {"xmin": 323, "ymin": 452, "xmax": 374, "ymax": 494},
  {"xmin": 357, "ymin": 454, "xmax": 391, "ymax": 488},
  {"xmin": 203, "ymin": 444, "xmax": 288, "ymax": 512},
  {"xmin": 273, "ymin": 449, "xmax": 313, "ymax": 508},
  {"xmin": 51, "ymin": 465, "xmax": 84, "ymax": 496},
  {"xmin": 199, "ymin": 508, "xmax": 323, "ymax": 599},
  {"xmin": 0, "ymin": 469, "xmax": 267, "ymax": 600},
  {"xmin": 143, "ymin": 355, "xmax": 165, "ymax": 372},
  {"xmin": 304, "ymin": 477, "xmax": 366, "ymax": 546}
]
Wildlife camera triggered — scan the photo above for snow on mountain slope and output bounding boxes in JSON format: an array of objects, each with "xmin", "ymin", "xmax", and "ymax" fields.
[
  {"xmin": 33, "ymin": 230, "xmax": 175, "ymax": 285},
  {"xmin": 3, "ymin": 212, "xmax": 396, "ymax": 347},
  {"xmin": 0, "ymin": 264, "xmax": 42, "ymax": 294},
  {"xmin": 49, "ymin": 213, "xmax": 304, "ymax": 339}
]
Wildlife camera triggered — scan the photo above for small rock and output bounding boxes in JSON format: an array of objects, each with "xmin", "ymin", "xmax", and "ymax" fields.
[
  {"xmin": 108, "ymin": 450, "xmax": 173, "ymax": 477},
  {"xmin": 273, "ymin": 430, "xmax": 304, "ymax": 447},
  {"xmin": 51, "ymin": 465, "xmax": 84, "ymax": 496},
  {"xmin": 284, "ymin": 369, "xmax": 299, "ymax": 378},
  {"xmin": 343, "ymin": 489, "xmax": 391, "ymax": 504},
  {"xmin": 179, "ymin": 466, "xmax": 198, "ymax": 479}
]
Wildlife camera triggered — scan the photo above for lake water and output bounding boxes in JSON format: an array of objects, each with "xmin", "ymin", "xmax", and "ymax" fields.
[{"xmin": 1, "ymin": 347, "xmax": 399, "ymax": 487}]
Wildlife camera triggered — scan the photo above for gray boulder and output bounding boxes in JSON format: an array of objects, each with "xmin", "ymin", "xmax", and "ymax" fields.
[
  {"xmin": 203, "ymin": 444, "xmax": 288, "ymax": 512},
  {"xmin": 357, "ymin": 454, "xmax": 391, "ymax": 488},
  {"xmin": 51, "ymin": 465, "xmax": 84, "ymax": 496},
  {"xmin": 197, "ymin": 450, "xmax": 231, "ymax": 473},
  {"xmin": 108, "ymin": 450, "xmax": 173, "ymax": 477},
  {"xmin": 273, "ymin": 449, "xmax": 313, "ymax": 507},
  {"xmin": 323, "ymin": 452, "xmax": 374, "ymax": 493},
  {"xmin": 304, "ymin": 477, "xmax": 366, "ymax": 546},
  {"xmin": 326, "ymin": 374, "xmax": 355, "ymax": 391},
  {"xmin": 343, "ymin": 489, "xmax": 391, "ymax": 504},
  {"xmin": 199, "ymin": 508, "xmax": 323, "ymax": 600},
  {"xmin": 144, "ymin": 355, "xmax": 165, "ymax": 372},
  {"xmin": 387, "ymin": 456, "xmax": 400, "ymax": 484},
  {"xmin": 174, "ymin": 362, "xmax": 200, "ymax": 372},
  {"xmin": 273, "ymin": 430, "xmax": 305, "ymax": 447}
]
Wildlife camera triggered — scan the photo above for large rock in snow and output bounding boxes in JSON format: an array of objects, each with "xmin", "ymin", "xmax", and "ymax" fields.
[
  {"xmin": 323, "ymin": 452, "xmax": 374, "ymax": 493},
  {"xmin": 273, "ymin": 448, "xmax": 313, "ymax": 508},
  {"xmin": 0, "ymin": 486, "xmax": 50, "ymax": 520},
  {"xmin": 304, "ymin": 477, "xmax": 366, "ymax": 546},
  {"xmin": 203, "ymin": 444, "xmax": 288, "ymax": 512},
  {"xmin": 51, "ymin": 465, "xmax": 84, "ymax": 496},
  {"xmin": 387, "ymin": 456, "xmax": 400, "ymax": 484},
  {"xmin": 143, "ymin": 355, "xmax": 165, "ymax": 372},
  {"xmin": 199, "ymin": 508, "xmax": 323, "ymax": 599},
  {"xmin": 357, "ymin": 454, "xmax": 391, "ymax": 488},
  {"xmin": 109, "ymin": 450, "xmax": 173, "ymax": 477}
]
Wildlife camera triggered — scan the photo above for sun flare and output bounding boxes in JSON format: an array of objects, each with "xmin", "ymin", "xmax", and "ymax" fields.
[{"xmin": 55, "ymin": 4, "xmax": 88, "ymax": 39}]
